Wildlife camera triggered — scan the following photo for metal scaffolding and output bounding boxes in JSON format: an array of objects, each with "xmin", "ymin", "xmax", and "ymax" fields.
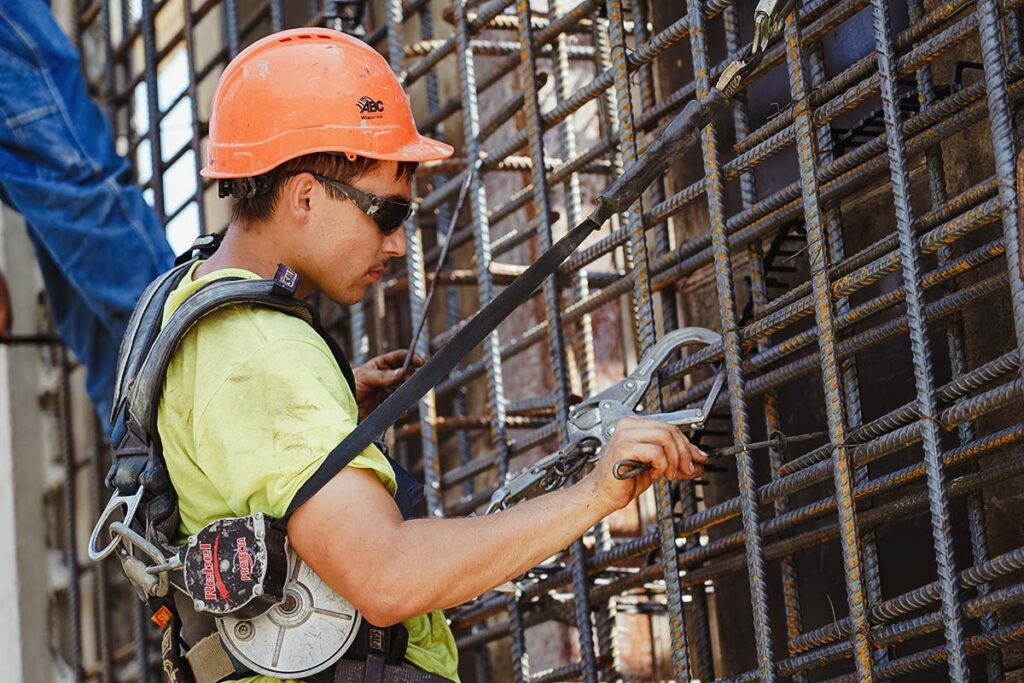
[{"xmin": 41, "ymin": 0, "xmax": 1024, "ymax": 679}]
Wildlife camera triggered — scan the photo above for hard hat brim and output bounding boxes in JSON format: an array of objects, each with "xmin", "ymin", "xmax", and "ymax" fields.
[{"xmin": 201, "ymin": 133, "xmax": 455, "ymax": 178}]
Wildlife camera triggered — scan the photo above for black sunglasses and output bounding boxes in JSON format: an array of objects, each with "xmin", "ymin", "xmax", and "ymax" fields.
[{"xmin": 309, "ymin": 172, "xmax": 414, "ymax": 235}]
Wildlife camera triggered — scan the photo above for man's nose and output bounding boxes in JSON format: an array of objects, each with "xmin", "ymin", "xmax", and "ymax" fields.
[{"xmin": 383, "ymin": 226, "xmax": 407, "ymax": 258}]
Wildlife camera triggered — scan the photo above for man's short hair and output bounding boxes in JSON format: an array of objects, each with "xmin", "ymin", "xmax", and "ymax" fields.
[{"xmin": 231, "ymin": 153, "xmax": 417, "ymax": 226}]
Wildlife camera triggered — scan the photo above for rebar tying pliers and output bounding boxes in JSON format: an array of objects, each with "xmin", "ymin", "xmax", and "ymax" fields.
[{"xmin": 487, "ymin": 328, "xmax": 725, "ymax": 513}]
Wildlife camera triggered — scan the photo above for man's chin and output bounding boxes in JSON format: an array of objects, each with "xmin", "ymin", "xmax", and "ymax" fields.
[{"xmin": 331, "ymin": 285, "xmax": 369, "ymax": 307}]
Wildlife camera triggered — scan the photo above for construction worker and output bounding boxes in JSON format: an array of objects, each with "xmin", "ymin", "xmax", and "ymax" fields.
[{"xmin": 153, "ymin": 28, "xmax": 707, "ymax": 681}]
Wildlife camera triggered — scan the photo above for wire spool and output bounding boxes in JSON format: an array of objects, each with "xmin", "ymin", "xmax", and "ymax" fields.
[{"xmin": 217, "ymin": 555, "xmax": 362, "ymax": 678}]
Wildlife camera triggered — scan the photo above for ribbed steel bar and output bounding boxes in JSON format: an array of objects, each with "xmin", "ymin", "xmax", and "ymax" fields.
[
  {"xmin": 870, "ymin": 1, "xmax": 969, "ymax": 677},
  {"xmin": 101, "ymin": 0, "xmax": 116, "ymax": 127},
  {"xmin": 908, "ymin": 0, "xmax": 1003, "ymax": 676},
  {"xmin": 182, "ymin": 0, "xmax": 207, "ymax": 236},
  {"xmin": 139, "ymin": 0, "xmax": 165, "ymax": 219},
  {"xmin": 92, "ymin": 428, "xmax": 115, "ymax": 683},
  {"xmin": 603, "ymin": 0, "xmax": 692, "ymax": 676},
  {"xmin": 223, "ymin": 0, "xmax": 239, "ymax": 57},
  {"xmin": 515, "ymin": 0, "xmax": 598, "ymax": 677},
  {"xmin": 809, "ymin": 31, "xmax": 892, "ymax": 675},
  {"xmin": 688, "ymin": 1, "xmax": 774, "ymax": 679},
  {"xmin": 451, "ymin": 0, "xmax": 512, "ymax": 490},
  {"xmin": 977, "ymin": 0, "xmax": 1024, "ymax": 352},
  {"xmin": 781, "ymin": 13, "xmax": 872, "ymax": 680},
  {"xmin": 59, "ymin": 346, "xmax": 84, "ymax": 681},
  {"xmin": 385, "ymin": 0, "xmax": 444, "ymax": 518}
]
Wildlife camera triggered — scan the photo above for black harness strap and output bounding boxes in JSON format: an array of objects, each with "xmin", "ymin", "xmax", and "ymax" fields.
[{"xmin": 109, "ymin": 262, "xmax": 196, "ymax": 442}]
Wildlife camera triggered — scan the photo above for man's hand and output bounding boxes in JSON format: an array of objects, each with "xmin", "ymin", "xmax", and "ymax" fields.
[
  {"xmin": 584, "ymin": 417, "xmax": 708, "ymax": 512},
  {"xmin": 353, "ymin": 349, "xmax": 424, "ymax": 419}
]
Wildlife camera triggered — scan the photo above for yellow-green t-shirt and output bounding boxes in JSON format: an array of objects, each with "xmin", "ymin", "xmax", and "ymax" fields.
[{"xmin": 156, "ymin": 262, "xmax": 459, "ymax": 682}]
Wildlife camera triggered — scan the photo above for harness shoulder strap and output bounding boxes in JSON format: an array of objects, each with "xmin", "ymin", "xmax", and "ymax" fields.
[
  {"xmin": 110, "ymin": 261, "xmax": 196, "ymax": 427},
  {"xmin": 126, "ymin": 275, "xmax": 317, "ymax": 438}
]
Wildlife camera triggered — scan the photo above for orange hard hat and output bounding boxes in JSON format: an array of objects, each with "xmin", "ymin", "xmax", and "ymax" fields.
[{"xmin": 201, "ymin": 28, "xmax": 453, "ymax": 178}]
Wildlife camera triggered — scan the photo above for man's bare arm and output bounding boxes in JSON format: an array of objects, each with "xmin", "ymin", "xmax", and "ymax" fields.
[{"xmin": 288, "ymin": 417, "xmax": 706, "ymax": 626}]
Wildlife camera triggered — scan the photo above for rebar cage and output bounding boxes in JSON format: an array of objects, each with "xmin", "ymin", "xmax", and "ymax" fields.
[{"xmin": 42, "ymin": 0, "xmax": 1024, "ymax": 679}]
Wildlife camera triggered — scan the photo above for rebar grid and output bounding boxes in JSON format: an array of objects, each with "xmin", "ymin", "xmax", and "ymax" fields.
[{"xmin": 61, "ymin": 0, "xmax": 1024, "ymax": 679}]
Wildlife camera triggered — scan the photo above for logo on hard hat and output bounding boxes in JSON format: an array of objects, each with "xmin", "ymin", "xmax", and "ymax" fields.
[{"xmin": 357, "ymin": 96, "xmax": 385, "ymax": 114}]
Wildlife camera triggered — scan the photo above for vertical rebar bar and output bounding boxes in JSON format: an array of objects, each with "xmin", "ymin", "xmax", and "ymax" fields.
[
  {"xmin": 515, "ymin": 0, "xmax": 599, "ymax": 678},
  {"xmin": 781, "ymin": 13, "xmax": 874, "ymax": 681},
  {"xmin": 59, "ymin": 346, "xmax": 83, "ymax": 681},
  {"xmin": 687, "ymin": 1, "xmax": 776, "ymax": 679},
  {"xmin": 385, "ymin": 0, "xmax": 444, "ymax": 519},
  {"xmin": 977, "ymin": 0, "xmax": 1024, "ymax": 349},
  {"xmin": 870, "ymin": 2, "xmax": 970, "ymax": 678},
  {"xmin": 140, "ymin": 0, "xmax": 165, "ymax": 219},
  {"xmin": 726, "ymin": 4, "xmax": 801, "ymax": 679},
  {"xmin": 605, "ymin": 0, "xmax": 692, "ymax": 677},
  {"xmin": 908, "ymin": 1, "xmax": 1003, "ymax": 677},
  {"xmin": 223, "ymin": 0, "xmax": 240, "ymax": 58},
  {"xmin": 270, "ymin": 0, "xmax": 285, "ymax": 31},
  {"xmin": 101, "ymin": 0, "xmax": 116, "ymax": 128},
  {"xmin": 806, "ymin": 29, "xmax": 891, "ymax": 674},
  {"xmin": 182, "ymin": 0, "xmax": 207, "ymax": 236},
  {"xmin": 451, "ymin": 0, "xmax": 512, "ymax": 488}
]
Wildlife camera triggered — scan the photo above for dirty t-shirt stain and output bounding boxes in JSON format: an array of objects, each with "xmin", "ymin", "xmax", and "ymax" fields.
[{"xmin": 156, "ymin": 262, "xmax": 459, "ymax": 682}]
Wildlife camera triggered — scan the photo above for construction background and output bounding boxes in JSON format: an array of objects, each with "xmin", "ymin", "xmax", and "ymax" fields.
[{"xmin": 3, "ymin": 0, "xmax": 1024, "ymax": 681}]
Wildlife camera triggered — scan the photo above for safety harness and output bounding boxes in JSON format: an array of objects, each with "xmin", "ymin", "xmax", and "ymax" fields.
[{"xmin": 93, "ymin": 234, "xmax": 443, "ymax": 683}]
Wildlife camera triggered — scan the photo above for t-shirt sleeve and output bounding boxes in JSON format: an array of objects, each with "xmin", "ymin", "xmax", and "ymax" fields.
[{"xmin": 191, "ymin": 336, "xmax": 396, "ymax": 519}]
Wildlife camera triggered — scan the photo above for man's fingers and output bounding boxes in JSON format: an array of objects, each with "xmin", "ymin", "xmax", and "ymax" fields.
[
  {"xmin": 360, "ymin": 368, "xmax": 404, "ymax": 387},
  {"xmin": 613, "ymin": 425, "xmax": 682, "ymax": 478},
  {"xmin": 374, "ymin": 349, "xmax": 409, "ymax": 368},
  {"xmin": 670, "ymin": 429, "xmax": 708, "ymax": 480},
  {"xmin": 618, "ymin": 443, "xmax": 670, "ymax": 478}
]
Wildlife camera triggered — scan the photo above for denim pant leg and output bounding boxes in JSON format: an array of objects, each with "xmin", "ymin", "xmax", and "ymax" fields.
[{"xmin": 0, "ymin": 1, "xmax": 174, "ymax": 422}]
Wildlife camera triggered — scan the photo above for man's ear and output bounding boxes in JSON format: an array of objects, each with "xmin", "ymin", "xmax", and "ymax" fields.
[{"xmin": 280, "ymin": 173, "xmax": 317, "ymax": 223}]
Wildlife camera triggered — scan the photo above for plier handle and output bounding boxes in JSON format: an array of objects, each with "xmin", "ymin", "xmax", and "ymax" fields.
[{"xmin": 487, "ymin": 328, "xmax": 723, "ymax": 513}]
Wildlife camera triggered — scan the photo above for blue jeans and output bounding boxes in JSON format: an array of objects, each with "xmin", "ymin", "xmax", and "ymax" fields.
[{"xmin": 0, "ymin": 1, "xmax": 174, "ymax": 423}]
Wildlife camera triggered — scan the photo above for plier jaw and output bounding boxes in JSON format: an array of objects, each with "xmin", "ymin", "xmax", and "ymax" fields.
[
  {"xmin": 752, "ymin": 0, "xmax": 801, "ymax": 54},
  {"xmin": 567, "ymin": 326, "xmax": 721, "ymax": 444}
]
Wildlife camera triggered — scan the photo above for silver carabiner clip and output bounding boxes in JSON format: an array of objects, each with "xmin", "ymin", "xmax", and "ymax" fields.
[{"xmin": 88, "ymin": 487, "xmax": 144, "ymax": 562}]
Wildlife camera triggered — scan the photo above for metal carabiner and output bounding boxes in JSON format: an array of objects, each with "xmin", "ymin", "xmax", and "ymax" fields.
[
  {"xmin": 88, "ymin": 487, "xmax": 144, "ymax": 562},
  {"xmin": 108, "ymin": 521, "xmax": 171, "ymax": 599}
]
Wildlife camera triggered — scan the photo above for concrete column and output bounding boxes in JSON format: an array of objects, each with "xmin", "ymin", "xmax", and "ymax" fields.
[{"xmin": 0, "ymin": 205, "xmax": 55, "ymax": 683}]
